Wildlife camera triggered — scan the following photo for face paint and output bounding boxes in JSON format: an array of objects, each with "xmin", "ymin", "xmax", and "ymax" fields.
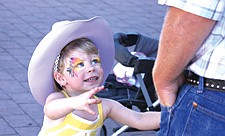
[
  {"xmin": 92, "ymin": 56, "xmax": 101, "ymax": 66},
  {"xmin": 66, "ymin": 55, "xmax": 101, "ymax": 77},
  {"xmin": 66, "ymin": 57, "xmax": 83, "ymax": 77}
]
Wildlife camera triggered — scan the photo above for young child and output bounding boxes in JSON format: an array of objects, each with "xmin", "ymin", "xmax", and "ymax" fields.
[{"xmin": 28, "ymin": 16, "xmax": 160, "ymax": 136}]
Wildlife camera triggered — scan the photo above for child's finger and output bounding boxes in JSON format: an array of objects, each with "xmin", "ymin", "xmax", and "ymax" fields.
[
  {"xmin": 87, "ymin": 98, "xmax": 102, "ymax": 104},
  {"xmin": 95, "ymin": 97, "xmax": 102, "ymax": 104},
  {"xmin": 88, "ymin": 86, "xmax": 104, "ymax": 96},
  {"xmin": 84, "ymin": 106, "xmax": 96, "ymax": 115}
]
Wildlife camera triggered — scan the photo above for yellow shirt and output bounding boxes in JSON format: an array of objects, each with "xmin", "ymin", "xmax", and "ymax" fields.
[{"xmin": 38, "ymin": 91, "xmax": 104, "ymax": 136}]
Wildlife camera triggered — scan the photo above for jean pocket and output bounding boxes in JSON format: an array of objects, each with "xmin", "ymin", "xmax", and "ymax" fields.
[
  {"xmin": 166, "ymin": 84, "xmax": 192, "ymax": 110},
  {"xmin": 158, "ymin": 85, "xmax": 193, "ymax": 136},
  {"xmin": 183, "ymin": 101, "xmax": 225, "ymax": 136},
  {"xmin": 194, "ymin": 102, "xmax": 225, "ymax": 122}
]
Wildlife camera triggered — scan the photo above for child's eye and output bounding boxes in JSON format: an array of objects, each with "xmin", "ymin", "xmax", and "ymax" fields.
[
  {"xmin": 70, "ymin": 57, "xmax": 84, "ymax": 68},
  {"xmin": 92, "ymin": 57, "xmax": 101, "ymax": 65},
  {"xmin": 75, "ymin": 62, "xmax": 84, "ymax": 68}
]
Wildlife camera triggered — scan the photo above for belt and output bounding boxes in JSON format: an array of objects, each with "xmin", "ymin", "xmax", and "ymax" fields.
[{"xmin": 186, "ymin": 71, "xmax": 225, "ymax": 92}]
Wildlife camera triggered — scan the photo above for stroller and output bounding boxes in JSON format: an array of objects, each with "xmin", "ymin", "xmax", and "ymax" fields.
[{"xmin": 96, "ymin": 32, "xmax": 161, "ymax": 136}]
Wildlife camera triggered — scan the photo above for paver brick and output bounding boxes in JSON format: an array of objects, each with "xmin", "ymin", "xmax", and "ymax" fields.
[{"xmin": 0, "ymin": 0, "xmax": 167, "ymax": 135}]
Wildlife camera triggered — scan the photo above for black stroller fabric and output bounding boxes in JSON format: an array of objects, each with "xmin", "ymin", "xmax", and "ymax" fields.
[
  {"xmin": 97, "ymin": 74, "xmax": 143, "ymax": 109},
  {"xmin": 99, "ymin": 74, "xmax": 137, "ymax": 101}
]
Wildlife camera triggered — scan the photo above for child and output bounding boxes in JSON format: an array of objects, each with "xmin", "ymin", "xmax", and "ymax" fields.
[{"xmin": 28, "ymin": 16, "xmax": 160, "ymax": 136}]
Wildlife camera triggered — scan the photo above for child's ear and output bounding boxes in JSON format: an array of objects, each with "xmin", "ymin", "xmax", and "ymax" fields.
[{"xmin": 54, "ymin": 72, "xmax": 67, "ymax": 86}]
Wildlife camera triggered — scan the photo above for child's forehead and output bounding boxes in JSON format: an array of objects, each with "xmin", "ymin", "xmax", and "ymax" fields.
[{"xmin": 67, "ymin": 50, "xmax": 100, "ymax": 59}]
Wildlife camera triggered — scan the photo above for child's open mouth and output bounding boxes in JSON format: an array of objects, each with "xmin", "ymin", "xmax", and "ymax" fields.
[{"xmin": 84, "ymin": 76, "xmax": 98, "ymax": 82}]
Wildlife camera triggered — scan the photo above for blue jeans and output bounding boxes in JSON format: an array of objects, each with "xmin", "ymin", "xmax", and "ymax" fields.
[{"xmin": 157, "ymin": 77, "xmax": 225, "ymax": 136}]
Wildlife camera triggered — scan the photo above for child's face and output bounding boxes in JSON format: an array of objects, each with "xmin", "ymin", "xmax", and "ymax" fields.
[{"xmin": 62, "ymin": 49, "xmax": 104, "ymax": 94}]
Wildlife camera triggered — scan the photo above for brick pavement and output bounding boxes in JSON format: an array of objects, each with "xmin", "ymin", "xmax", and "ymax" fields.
[{"xmin": 0, "ymin": 0, "xmax": 167, "ymax": 135}]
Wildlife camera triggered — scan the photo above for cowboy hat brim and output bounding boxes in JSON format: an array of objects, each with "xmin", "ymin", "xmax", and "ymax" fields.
[{"xmin": 28, "ymin": 16, "xmax": 115, "ymax": 105}]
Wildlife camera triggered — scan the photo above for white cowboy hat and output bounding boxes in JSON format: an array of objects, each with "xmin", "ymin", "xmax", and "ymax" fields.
[{"xmin": 28, "ymin": 16, "xmax": 115, "ymax": 105}]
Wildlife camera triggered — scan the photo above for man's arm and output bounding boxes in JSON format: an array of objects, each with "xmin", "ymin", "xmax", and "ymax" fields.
[{"xmin": 153, "ymin": 7, "xmax": 215, "ymax": 106}]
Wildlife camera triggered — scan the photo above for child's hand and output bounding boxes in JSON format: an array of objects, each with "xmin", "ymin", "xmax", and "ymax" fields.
[{"xmin": 73, "ymin": 86, "xmax": 104, "ymax": 115}]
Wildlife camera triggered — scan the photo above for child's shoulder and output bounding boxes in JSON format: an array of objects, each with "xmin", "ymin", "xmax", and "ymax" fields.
[
  {"xmin": 101, "ymin": 98, "xmax": 121, "ymax": 109},
  {"xmin": 101, "ymin": 98, "xmax": 126, "ymax": 119},
  {"xmin": 45, "ymin": 91, "xmax": 65, "ymax": 104}
]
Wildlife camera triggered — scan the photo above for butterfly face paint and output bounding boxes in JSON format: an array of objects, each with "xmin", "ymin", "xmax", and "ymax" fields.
[
  {"xmin": 66, "ymin": 56, "xmax": 101, "ymax": 77},
  {"xmin": 67, "ymin": 57, "xmax": 83, "ymax": 77}
]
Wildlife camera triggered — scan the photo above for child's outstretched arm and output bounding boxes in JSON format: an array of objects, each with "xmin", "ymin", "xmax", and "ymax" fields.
[
  {"xmin": 103, "ymin": 99, "xmax": 160, "ymax": 130},
  {"xmin": 44, "ymin": 86, "xmax": 104, "ymax": 120}
]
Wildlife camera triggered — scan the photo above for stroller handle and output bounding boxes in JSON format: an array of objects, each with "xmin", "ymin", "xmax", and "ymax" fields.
[
  {"xmin": 113, "ymin": 32, "xmax": 159, "ymax": 67},
  {"xmin": 114, "ymin": 33, "xmax": 138, "ymax": 67}
]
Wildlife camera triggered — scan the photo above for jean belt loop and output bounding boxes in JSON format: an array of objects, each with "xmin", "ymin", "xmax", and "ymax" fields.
[{"xmin": 197, "ymin": 76, "xmax": 204, "ymax": 93}]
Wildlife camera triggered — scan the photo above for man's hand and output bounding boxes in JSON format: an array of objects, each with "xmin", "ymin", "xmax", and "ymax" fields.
[{"xmin": 156, "ymin": 74, "xmax": 185, "ymax": 107}]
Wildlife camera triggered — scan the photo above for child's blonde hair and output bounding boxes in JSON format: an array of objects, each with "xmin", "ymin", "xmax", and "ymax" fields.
[{"xmin": 53, "ymin": 38, "xmax": 99, "ymax": 92}]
